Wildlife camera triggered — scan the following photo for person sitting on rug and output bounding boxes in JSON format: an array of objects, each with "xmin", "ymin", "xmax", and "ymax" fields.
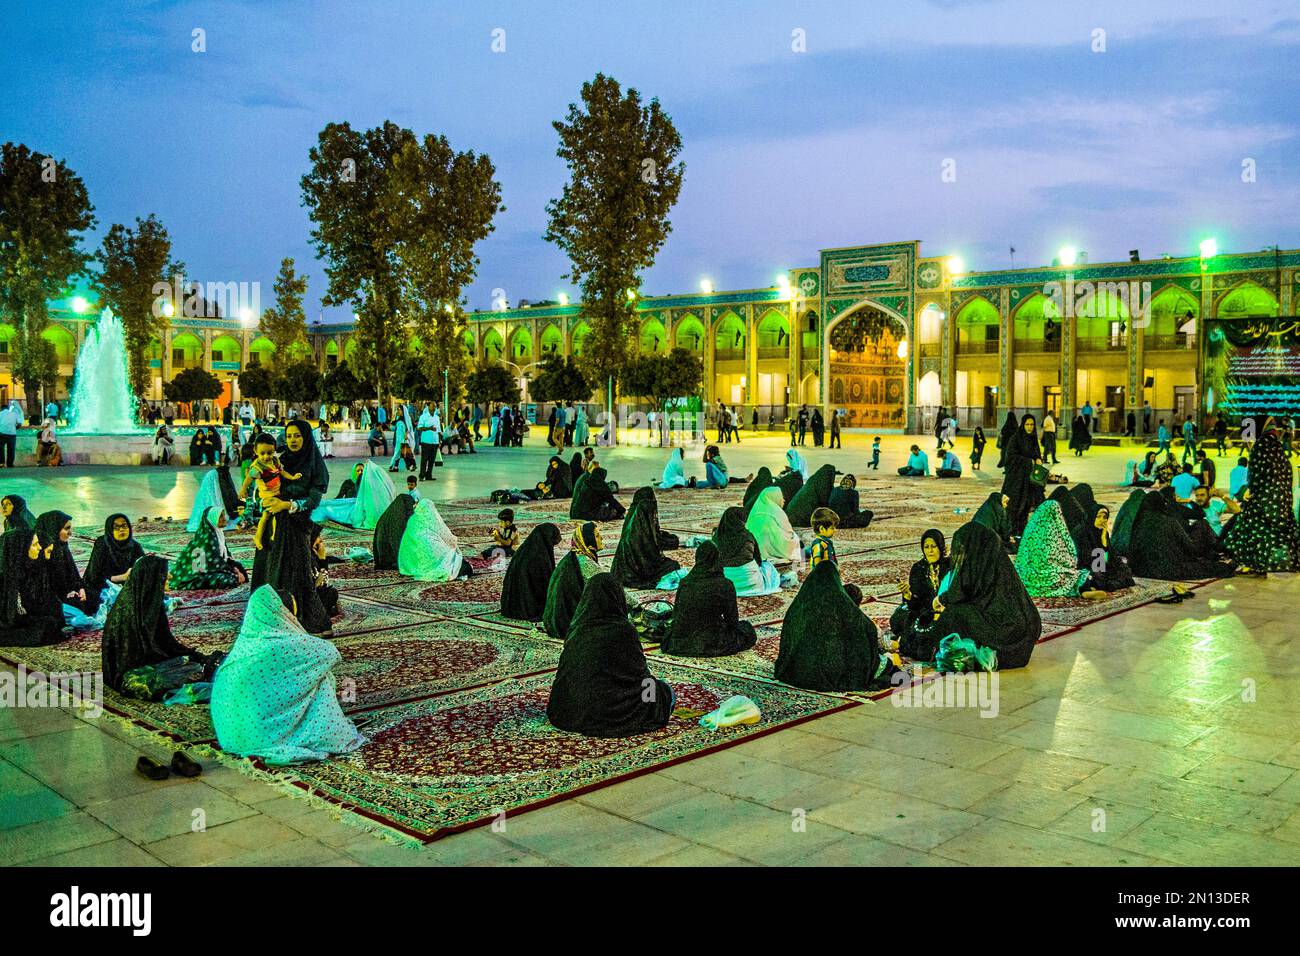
[
  {"xmin": 935, "ymin": 449, "xmax": 962, "ymax": 479},
  {"xmin": 569, "ymin": 465, "xmax": 625, "ymax": 522},
  {"xmin": 399, "ymin": 499, "xmax": 473, "ymax": 581},
  {"xmin": 1166, "ymin": 485, "xmax": 1227, "ymax": 558},
  {"xmin": 889, "ymin": 529, "xmax": 950, "ymax": 650},
  {"xmin": 2, "ymin": 494, "xmax": 37, "ymax": 533},
  {"xmin": 785, "ymin": 463, "xmax": 836, "ymax": 527},
  {"xmin": 34, "ymin": 511, "xmax": 89, "ymax": 614},
  {"xmin": 543, "ymin": 522, "xmax": 603, "ymax": 640},
  {"xmin": 1070, "ymin": 483, "xmax": 1100, "ymax": 520},
  {"xmin": 659, "ymin": 446, "xmax": 690, "ymax": 490},
  {"xmin": 1189, "ymin": 484, "xmax": 1239, "ymax": 538},
  {"xmin": 483, "ymin": 508, "xmax": 520, "ymax": 559},
  {"xmin": 188, "ymin": 466, "xmax": 242, "ymax": 531},
  {"xmin": 712, "ymin": 506, "xmax": 782, "ymax": 596},
  {"xmin": 611, "ymin": 489, "xmax": 683, "ymax": 590},
  {"xmin": 569, "ymin": 447, "xmax": 595, "ymax": 486},
  {"xmin": 211, "ymin": 585, "xmax": 366, "ymax": 765},
  {"xmin": 972, "ymin": 491, "xmax": 1015, "ymax": 553},
  {"xmin": 310, "ymin": 524, "xmax": 341, "ymax": 619},
  {"xmin": 311, "ymin": 460, "xmax": 394, "ymax": 530},
  {"xmin": 1228, "ymin": 456, "xmax": 1250, "ymax": 500},
  {"xmin": 630, "ymin": 486, "xmax": 679, "ymax": 551},
  {"xmin": 372, "ymin": 492, "xmax": 417, "ymax": 571},
  {"xmin": 806, "ymin": 508, "xmax": 838, "ymax": 569},
  {"xmin": 742, "ymin": 467, "xmax": 775, "ymax": 516},
  {"xmin": 528, "ymin": 454, "xmax": 574, "ymax": 500},
  {"xmin": 1070, "ymin": 503, "xmax": 1135, "ymax": 592},
  {"xmin": 774, "ymin": 448, "xmax": 808, "ymax": 503},
  {"xmin": 546, "ymin": 572, "xmax": 674, "ymax": 737},
  {"xmin": 169, "ymin": 506, "xmax": 248, "ymax": 591},
  {"xmin": 0, "ymin": 528, "xmax": 66, "ymax": 647},
  {"xmin": 775, "ymin": 560, "xmax": 898, "ymax": 693},
  {"xmin": 83, "ymin": 514, "xmax": 145, "ymax": 616},
  {"xmin": 701, "ymin": 445, "xmax": 749, "ymax": 488},
  {"xmin": 827, "ymin": 474, "xmax": 873, "ymax": 529},
  {"xmin": 897, "ymin": 444, "xmax": 930, "ymax": 477},
  {"xmin": 745, "ymin": 486, "xmax": 801, "ymax": 565},
  {"xmin": 1127, "ymin": 488, "xmax": 1235, "ymax": 581},
  {"xmin": 661, "ymin": 541, "xmax": 757, "ymax": 658},
  {"xmin": 500, "ymin": 523, "xmax": 562, "ymax": 622},
  {"xmin": 335, "ymin": 462, "xmax": 366, "ymax": 499},
  {"xmin": 1048, "ymin": 485, "xmax": 1087, "ymax": 539},
  {"xmin": 1013, "ymin": 500, "xmax": 1099, "ymax": 598}
]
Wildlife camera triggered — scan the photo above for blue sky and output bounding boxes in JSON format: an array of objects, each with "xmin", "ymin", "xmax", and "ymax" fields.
[{"xmin": 5, "ymin": 0, "xmax": 1298, "ymax": 321}]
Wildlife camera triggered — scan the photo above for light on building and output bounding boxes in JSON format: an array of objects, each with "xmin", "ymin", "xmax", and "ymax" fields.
[
  {"xmin": 162, "ymin": 301, "xmax": 175, "ymax": 318},
  {"xmin": 897, "ymin": 339, "xmax": 909, "ymax": 360},
  {"xmin": 699, "ymin": 279, "xmax": 714, "ymax": 295},
  {"xmin": 71, "ymin": 296, "xmax": 89, "ymax": 314},
  {"xmin": 239, "ymin": 307, "xmax": 254, "ymax": 326},
  {"xmin": 1058, "ymin": 246, "xmax": 1078, "ymax": 267},
  {"xmin": 626, "ymin": 288, "xmax": 637, "ymax": 301},
  {"xmin": 1199, "ymin": 237, "xmax": 1217, "ymax": 259},
  {"xmin": 557, "ymin": 292, "xmax": 569, "ymax": 306},
  {"xmin": 946, "ymin": 256, "xmax": 965, "ymax": 275}
]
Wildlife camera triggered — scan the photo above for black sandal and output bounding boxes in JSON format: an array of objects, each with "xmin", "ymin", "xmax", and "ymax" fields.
[
  {"xmin": 136, "ymin": 755, "xmax": 170, "ymax": 780},
  {"xmin": 170, "ymin": 751, "xmax": 203, "ymax": 778}
]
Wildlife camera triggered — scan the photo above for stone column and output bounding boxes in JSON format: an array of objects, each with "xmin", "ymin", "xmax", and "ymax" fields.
[
  {"xmin": 1126, "ymin": 306, "xmax": 1144, "ymax": 436},
  {"xmin": 997, "ymin": 289, "xmax": 1013, "ymax": 424},
  {"xmin": 202, "ymin": 330, "xmax": 213, "ymax": 372},
  {"xmin": 745, "ymin": 303, "xmax": 758, "ymax": 420},
  {"xmin": 703, "ymin": 306, "xmax": 715, "ymax": 408}
]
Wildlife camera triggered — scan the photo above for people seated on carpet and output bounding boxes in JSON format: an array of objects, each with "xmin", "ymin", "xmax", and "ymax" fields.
[
  {"xmin": 745, "ymin": 486, "xmax": 801, "ymax": 565},
  {"xmin": 543, "ymin": 522, "xmax": 603, "ymax": 640},
  {"xmin": 1013, "ymin": 500, "xmax": 1099, "ymax": 598},
  {"xmin": 187, "ymin": 428, "xmax": 208, "ymax": 466},
  {"xmin": 742, "ymin": 467, "xmax": 775, "ymax": 516},
  {"xmin": 1125, "ymin": 487, "xmax": 1236, "ymax": 581},
  {"xmin": 528, "ymin": 455, "xmax": 575, "ymax": 500},
  {"xmin": 188, "ymin": 465, "xmax": 243, "ymax": 531},
  {"xmin": 1071, "ymin": 483, "xmax": 1100, "ymax": 521},
  {"xmin": 1162, "ymin": 485, "xmax": 1227, "ymax": 558},
  {"xmin": 774, "ymin": 449, "xmax": 807, "ymax": 503},
  {"xmin": 500, "ymin": 523, "xmax": 562, "ymax": 622},
  {"xmin": 102, "ymin": 554, "xmax": 215, "ymax": 696},
  {"xmin": 611, "ymin": 489, "xmax": 682, "ymax": 590},
  {"xmin": 311, "ymin": 460, "xmax": 394, "ymax": 531},
  {"xmin": 785, "ymin": 463, "xmax": 836, "ymax": 527},
  {"xmin": 1170, "ymin": 462, "xmax": 1201, "ymax": 502},
  {"xmin": 914, "ymin": 521, "xmax": 1042, "ymax": 670},
  {"xmin": 569, "ymin": 464, "xmax": 625, "ymax": 522},
  {"xmin": 806, "ymin": 508, "xmax": 838, "ymax": 569},
  {"xmin": 1070, "ymin": 503, "xmax": 1135, "ymax": 592},
  {"xmin": 1125, "ymin": 452, "xmax": 1158, "ymax": 488},
  {"xmin": 935, "ymin": 449, "xmax": 962, "ymax": 479},
  {"xmin": 659, "ymin": 447, "xmax": 690, "ymax": 490},
  {"xmin": 0, "ymin": 528, "xmax": 66, "ymax": 647},
  {"xmin": 1222, "ymin": 432, "xmax": 1300, "ymax": 572},
  {"xmin": 897, "ymin": 444, "xmax": 930, "ymax": 477},
  {"xmin": 701, "ymin": 445, "xmax": 748, "ymax": 488},
  {"xmin": 169, "ymin": 506, "xmax": 248, "ymax": 591},
  {"xmin": 1048, "ymin": 485, "xmax": 1087, "ymax": 538},
  {"xmin": 631, "ymin": 486, "xmax": 679, "ymax": 551},
  {"xmin": 889, "ymin": 529, "xmax": 950, "ymax": 651},
  {"xmin": 310, "ymin": 524, "xmax": 341, "ymax": 619},
  {"xmin": 34, "ymin": 511, "xmax": 88, "ymax": 613},
  {"xmin": 1001, "ymin": 413, "xmax": 1045, "ymax": 537},
  {"xmin": 712, "ymin": 506, "xmax": 782, "ymax": 596},
  {"xmin": 399, "ymin": 498, "xmax": 472, "ymax": 581},
  {"xmin": 826, "ymin": 473, "xmax": 872, "ymax": 529},
  {"xmin": 83, "ymin": 514, "xmax": 145, "ymax": 616},
  {"xmin": 1189, "ymin": 484, "xmax": 1239, "ymax": 538},
  {"xmin": 1195, "ymin": 449, "xmax": 1217, "ymax": 490},
  {"xmin": 1153, "ymin": 452, "xmax": 1179, "ymax": 487},
  {"xmin": 972, "ymin": 492, "xmax": 1015, "ymax": 553},
  {"xmin": 211, "ymin": 585, "xmax": 366, "ymax": 765},
  {"xmin": 775, "ymin": 560, "xmax": 897, "ymax": 692},
  {"xmin": 335, "ymin": 462, "xmax": 366, "ymax": 499},
  {"xmin": 483, "ymin": 508, "xmax": 520, "ymax": 559},
  {"xmin": 570, "ymin": 447, "xmax": 595, "ymax": 486},
  {"xmin": 546, "ymin": 572, "xmax": 674, "ymax": 738},
  {"xmin": 372, "ymin": 492, "xmax": 417, "ymax": 571},
  {"xmin": 2, "ymin": 494, "xmax": 36, "ymax": 533},
  {"xmin": 661, "ymin": 541, "xmax": 757, "ymax": 658},
  {"xmin": 1228, "ymin": 456, "xmax": 1250, "ymax": 499}
]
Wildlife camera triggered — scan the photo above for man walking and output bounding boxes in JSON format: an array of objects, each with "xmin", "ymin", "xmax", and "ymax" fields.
[
  {"xmin": 1157, "ymin": 418, "xmax": 1170, "ymax": 455},
  {"xmin": 1041, "ymin": 411, "xmax": 1059, "ymax": 464},
  {"xmin": 0, "ymin": 401, "xmax": 19, "ymax": 467},
  {"xmin": 1181, "ymin": 415, "xmax": 1198, "ymax": 464},
  {"xmin": 797, "ymin": 404, "xmax": 808, "ymax": 445},
  {"xmin": 1081, "ymin": 399, "xmax": 1094, "ymax": 434},
  {"xmin": 418, "ymin": 405, "xmax": 439, "ymax": 481},
  {"xmin": 1142, "ymin": 400, "xmax": 1152, "ymax": 434}
]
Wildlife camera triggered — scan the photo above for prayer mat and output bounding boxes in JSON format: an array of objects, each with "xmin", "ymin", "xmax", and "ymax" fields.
[{"xmin": 348, "ymin": 576, "xmax": 508, "ymax": 618}]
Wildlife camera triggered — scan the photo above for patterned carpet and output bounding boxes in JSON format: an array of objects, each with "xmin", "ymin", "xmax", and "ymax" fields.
[{"xmin": 3, "ymin": 470, "xmax": 1211, "ymax": 844}]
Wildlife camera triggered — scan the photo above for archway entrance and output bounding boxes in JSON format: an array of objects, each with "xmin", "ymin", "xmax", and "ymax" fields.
[{"xmin": 826, "ymin": 303, "xmax": 907, "ymax": 428}]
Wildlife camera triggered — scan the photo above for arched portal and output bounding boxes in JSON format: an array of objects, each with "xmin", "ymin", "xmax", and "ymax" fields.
[{"xmin": 825, "ymin": 302, "xmax": 907, "ymax": 429}]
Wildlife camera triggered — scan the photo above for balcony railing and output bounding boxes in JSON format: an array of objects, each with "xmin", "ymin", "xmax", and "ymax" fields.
[
  {"xmin": 714, "ymin": 348, "xmax": 745, "ymax": 362},
  {"xmin": 956, "ymin": 339, "xmax": 999, "ymax": 355},
  {"xmin": 1076, "ymin": 336, "xmax": 1127, "ymax": 352},
  {"xmin": 918, "ymin": 342, "xmax": 942, "ymax": 358},
  {"xmin": 757, "ymin": 346, "xmax": 787, "ymax": 360},
  {"xmin": 1145, "ymin": 333, "xmax": 1194, "ymax": 351},
  {"xmin": 1013, "ymin": 337, "xmax": 1062, "ymax": 353}
]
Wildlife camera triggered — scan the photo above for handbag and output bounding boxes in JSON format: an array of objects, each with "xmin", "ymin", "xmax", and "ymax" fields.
[{"xmin": 1029, "ymin": 464, "xmax": 1049, "ymax": 485}]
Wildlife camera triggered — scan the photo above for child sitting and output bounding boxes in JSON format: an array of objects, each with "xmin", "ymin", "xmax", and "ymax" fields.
[
  {"xmin": 406, "ymin": 474, "xmax": 421, "ymax": 502},
  {"xmin": 243, "ymin": 435, "xmax": 301, "ymax": 550},
  {"xmin": 807, "ymin": 507, "xmax": 839, "ymax": 569},
  {"xmin": 483, "ymin": 508, "xmax": 520, "ymax": 559}
]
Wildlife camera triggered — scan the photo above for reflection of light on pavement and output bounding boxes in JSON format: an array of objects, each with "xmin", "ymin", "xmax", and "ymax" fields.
[{"xmin": 1207, "ymin": 599, "xmax": 1231, "ymax": 612}]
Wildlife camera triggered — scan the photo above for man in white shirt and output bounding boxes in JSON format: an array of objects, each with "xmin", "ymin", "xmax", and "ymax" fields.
[{"xmin": 0, "ymin": 402, "xmax": 20, "ymax": 467}]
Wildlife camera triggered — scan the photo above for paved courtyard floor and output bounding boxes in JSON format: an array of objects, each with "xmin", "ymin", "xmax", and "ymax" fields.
[{"xmin": 2, "ymin": 431, "xmax": 1298, "ymax": 866}]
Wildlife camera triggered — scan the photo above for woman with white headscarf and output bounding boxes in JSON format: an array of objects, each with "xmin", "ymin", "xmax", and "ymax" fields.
[
  {"xmin": 310, "ymin": 460, "xmax": 394, "ymax": 530},
  {"xmin": 745, "ymin": 486, "xmax": 801, "ymax": 564},
  {"xmin": 399, "ymin": 499, "xmax": 472, "ymax": 581},
  {"xmin": 658, "ymin": 447, "xmax": 690, "ymax": 490}
]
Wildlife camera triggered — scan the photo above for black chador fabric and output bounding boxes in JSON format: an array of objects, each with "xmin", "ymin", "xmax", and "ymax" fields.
[
  {"xmin": 774, "ymin": 468, "xmax": 804, "ymax": 505},
  {"xmin": 543, "ymin": 551, "xmax": 589, "ymax": 640},
  {"xmin": 1126, "ymin": 489, "xmax": 1233, "ymax": 581},
  {"xmin": 0, "ymin": 529, "xmax": 64, "ymax": 647},
  {"xmin": 1072, "ymin": 483, "xmax": 1100, "ymax": 520},
  {"xmin": 544, "ymin": 456, "xmax": 574, "ymax": 499},
  {"xmin": 1070, "ymin": 503, "xmax": 1134, "ymax": 592},
  {"xmin": 372, "ymin": 493, "xmax": 417, "ymax": 570},
  {"xmin": 1001, "ymin": 419, "xmax": 1044, "ymax": 536},
  {"xmin": 546, "ymin": 573, "xmax": 673, "ymax": 738},
  {"xmin": 1049, "ymin": 486, "xmax": 1087, "ymax": 537},
  {"xmin": 611, "ymin": 494, "xmax": 680, "ymax": 589},
  {"xmin": 785, "ymin": 464, "xmax": 835, "ymax": 527},
  {"xmin": 2, "ymin": 495, "xmax": 36, "ymax": 533},
  {"xmin": 776, "ymin": 560, "xmax": 890, "ymax": 692},
  {"xmin": 631, "ymin": 487, "xmax": 678, "ymax": 550},
  {"xmin": 972, "ymin": 492, "xmax": 1013, "ymax": 550},
  {"xmin": 1223, "ymin": 433, "xmax": 1300, "ymax": 571},
  {"xmin": 569, "ymin": 452, "xmax": 586, "ymax": 485},
  {"xmin": 34, "ymin": 511, "xmax": 86, "ymax": 610},
  {"xmin": 500, "ymin": 523, "xmax": 561, "ymax": 621},
  {"xmin": 742, "ymin": 468, "xmax": 775, "ymax": 516},
  {"xmin": 891, "ymin": 529, "xmax": 951, "ymax": 655},
  {"xmin": 83, "ymin": 514, "xmax": 144, "ymax": 615},
  {"xmin": 713, "ymin": 507, "xmax": 760, "ymax": 567},
  {"xmin": 661, "ymin": 542, "xmax": 756, "ymax": 658},
  {"xmin": 1109, "ymin": 489, "xmax": 1146, "ymax": 564},
  {"xmin": 828, "ymin": 485, "xmax": 873, "ymax": 529},
  {"xmin": 101, "ymin": 555, "xmax": 201, "ymax": 691},
  {"xmin": 217, "ymin": 465, "xmax": 242, "ymax": 517},
  {"xmin": 569, "ymin": 467, "xmax": 624, "ymax": 522},
  {"xmin": 996, "ymin": 411, "xmax": 1018, "ymax": 468},
  {"xmin": 335, "ymin": 465, "xmax": 364, "ymax": 499},
  {"xmin": 927, "ymin": 521, "xmax": 1041, "ymax": 669}
]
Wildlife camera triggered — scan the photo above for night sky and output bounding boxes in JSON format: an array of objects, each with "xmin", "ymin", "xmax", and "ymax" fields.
[{"xmin": 5, "ymin": 0, "xmax": 1298, "ymax": 321}]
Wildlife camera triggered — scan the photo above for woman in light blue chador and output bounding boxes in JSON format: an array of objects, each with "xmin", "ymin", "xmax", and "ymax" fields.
[
  {"xmin": 659, "ymin": 447, "xmax": 690, "ymax": 489},
  {"xmin": 311, "ymin": 460, "xmax": 395, "ymax": 530}
]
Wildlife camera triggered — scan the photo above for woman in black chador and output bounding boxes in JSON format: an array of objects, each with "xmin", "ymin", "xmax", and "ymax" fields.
[
  {"xmin": 1001, "ymin": 414, "xmax": 1044, "ymax": 537},
  {"xmin": 569, "ymin": 466, "xmax": 625, "ymax": 522},
  {"xmin": 101, "ymin": 555, "xmax": 209, "ymax": 692},
  {"xmin": 827, "ymin": 474, "xmax": 873, "ymax": 529},
  {"xmin": 784, "ymin": 464, "xmax": 835, "ymax": 527},
  {"xmin": 500, "ymin": 523, "xmax": 562, "ymax": 622},
  {"xmin": 372, "ymin": 492, "xmax": 417, "ymax": 571},
  {"xmin": 1048, "ymin": 485, "xmax": 1087, "ymax": 539},
  {"xmin": 542, "ymin": 523, "xmax": 603, "ymax": 641},
  {"xmin": 34, "ymin": 510, "xmax": 88, "ymax": 613},
  {"xmin": 742, "ymin": 467, "xmax": 775, "ymax": 516},
  {"xmin": 83, "ymin": 513, "xmax": 145, "ymax": 615},
  {"xmin": 661, "ymin": 542, "xmax": 756, "ymax": 658},
  {"xmin": 630, "ymin": 486, "xmax": 679, "ymax": 551},
  {"xmin": 972, "ymin": 491, "xmax": 1014, "ymax": 552},
  {"xmin": 891, "ymin": 529, "xmax": 951, "ymax": 656},
  {"xmin": 611, "ymin": 489, "xmax": 680, "ymax": 589},
  {"xmin": 1070, "ymin": 502, "xmax": 1135, "ymax": 592},
  {"xmin": 1223, "ymin": 432, "xmax": 1300, "ymax": 572},
  {"xmin": 1127, "ymin": 488, "xmax": 1234, "ymax": 581},
  {"xmin": 0, "ymin": 528, "xmax": 65, "ymax": 647},
  {"xmin": 995, "ymin": 410, "xmax": 1018, "ymax": 469},
  {"xmin": 2, "ymin": 494, "xmax": 36, "ymax": 532},
  {"xmin": 547, "ymin": 573, "xmax": 674, "ymax": 738}
]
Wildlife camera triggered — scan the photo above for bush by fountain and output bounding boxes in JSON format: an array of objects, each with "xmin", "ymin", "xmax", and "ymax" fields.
[{"xmin": 66, "ymin": 307, "xmax": 142, "ymax": 434}]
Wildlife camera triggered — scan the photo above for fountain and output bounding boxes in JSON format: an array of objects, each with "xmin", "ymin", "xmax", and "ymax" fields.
[{"xmin": 66, "ymin": 307, "xmax": 141, "ymax": 434}]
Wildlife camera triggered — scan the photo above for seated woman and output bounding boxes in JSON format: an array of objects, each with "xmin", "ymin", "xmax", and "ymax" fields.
[
  {"xmin": 37, "ymin": 418, "xmax": 61, "ymax": 466},
  {"xmin": 1070, "ymin": 502, "xmax": 1135, "ymax": 592},
  {"xmin": 334, "ymin": 462, "xmax": 366, "ymax": 499},
  {"xmin": 661, "ymin": 541, "xmax": 756, "ymax": 657},
  {"xmin": 543, "ymin": 523, "xmax": 603, "ymax": 640},
  {"xmin": 372, "ymin": 492, "xmax": 417, "ymax": 571},
  {"xmin": 785, "ymin": 463, "xmax": 836, "ymax": 527},
  {"xmin": 1071, "ymin": 483, "xmax": 1100, "ymax": 519},
  {"xmin": 211, "ymin": 585, "xmax": 366, "ymax": 765},
  {"xmin": 920, "ymin": 521, "xmax": 1042, "ymax": 669},
  {"xmin": 1048, "ymin": 485, "xmax": 1087, "ymax": 539},
  {"xmin": 972, "ymin": 492, "xmax": 1015, "ymax": 553},
  {"xmin": 776, "ymin": 561, "xmax": 895, "ymax": 692},
  {"xmin": 399, "ymin": 499, "xmax": 472, "ymax": 581},
  {"xmin": 828, "ymin": 474, "xmax": 873, "ymax": 529},
  {"xmin": 742, "ymin": 467, "xmax": 775, "ymax": 515},
  {"xmin": 611, "ymin": 489, "xmax": 682, "ymax": 589},
  {"xmin": 1125, "ymin": 452, "xmax": 1158, "ymax": 488},
  {"xmin": 152, "ymin": 424, "xmax": 175, "ymax": 464},
  {"xmin": 0, "ymin": 528, "xmax": 66, "ymax": 646},
  {"xmin": 701, "ymin": 445, "xmax": 748, "ymax": 488},
  {"xmin": 500, "ymin": 523, "xmax": 562, "ymax": 622},
  {"xmin": 546, "ymin": 572, "xmax": 673, "ymax": 737},
  {"xmin": 310, "ymin": 524, "xmax": 341, "ymax": 619},
  {"xmin": 1013, "ymin": 500, "xmax": 1096, "ymax": 597},
  {"xmin": 187, "ymin": 466, "xmax": 243, "ymax": 531},
  {"xmin": 83, "ymin": 514, "xmax": 145, "ymax": 616},
  {"xmin": 34, "ymin": 511, "xmax": 88, "ymax": 613},
  {"xmin": 890, "ymin": 529, "xmax": 950, "ymax": 654},
  {"xmin": 897, "ymin": 444, "xmax": 930, "ymax": 476},
  {"xmin": 659, "ymin": 447, "xmax": 690, "ymax": 490},
  {"xmin": 631, "ymin": 486, "xmax": 678, "ymax": 551},
  {"xmin": 1222, "ymin": 432, "xmax": 1300, "ymax": 572},
  {"xmin": 745, "ymin": 486, "xmax": 801, "ymax": 564},
  {"xmin": 569, "ymin": 465, "xmax": 625, "ymax": 522},
  {"xmin": 526, "ymin": 455, "xmax": 574, "ymax": 500},
  {"xmin": 169, "ymin": 506, "xmax": 248, "ymax": 590},
  {"xmin": 2, "ymin": 494, "xmax": 36, "ymax": 532},
  {"xmin": 569, "ymin": 449, "xmax": 593, "ymax": 486},
  {"xmin": 713, "ymin": 506, "xmax": 782, "ymax": 596},
  {"xmin": 774, "ymin": 449, "xmax": 807, "ymax": 503},
  {"xmin": 188, "ymin": 429, "xmax": 209, "ymax": 466},
  {"xmin": 1127, "ymin": 489, "xmax": 1235, "ymax": 580},
  {"xmin": 311, "ymin": 460, "xmax": 394, "ymax": 530}
]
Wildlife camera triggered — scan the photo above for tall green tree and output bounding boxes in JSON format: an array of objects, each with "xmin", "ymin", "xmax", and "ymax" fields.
[
  {"xmin": 259, "ymin": 257, "xmax": 311, "ymax": 367},
  {"xmin": 163, "ymin": 367, "xmax": 222, "ymax": 411},
  {"xmin": 95, "ymin": 214, "xmax": 184, "ymax": 395},
  {"xmin": 465, "ymin": 363, "xmax": 520, "ymax": 407},
  {"xmin": 529, "ymin": 355, "xmax": 592, "ymax": 404},
  {"xmin": 322, "ymin": 360, "xmax": 366, "ymax": 404},
  {"xmin": 301, "ymin": 121, "xmax": 415, "ymax": 403},
  {"xmin": 0, "ymin": 143, "xmax": 96, "ymax": 412},
  {"xmin": 544, "ymin": 74, "xmax": 684, "ymax": 392}
]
